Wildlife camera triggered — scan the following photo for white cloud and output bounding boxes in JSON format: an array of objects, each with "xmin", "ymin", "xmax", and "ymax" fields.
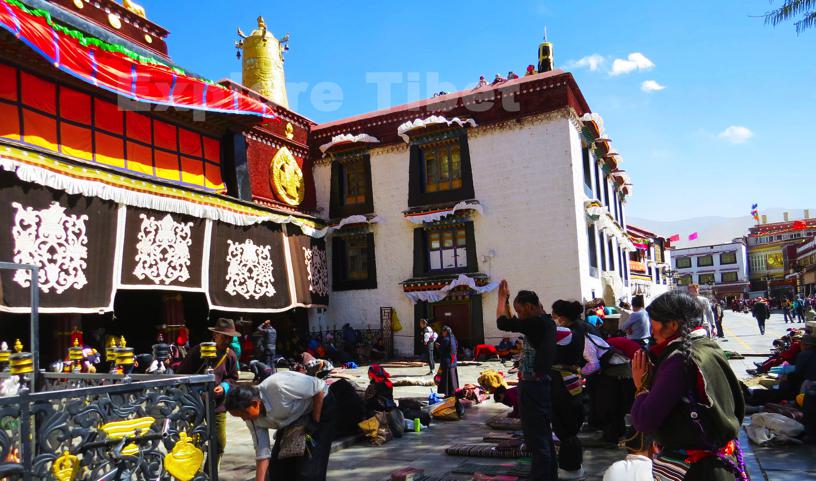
[
  {"xmin": 717, "ymin": 126, "xmax": 754, "ymax": 144},
  {"xmin": 641, "ymin": 80, "xmax": 666, "ymax": 92},
  {"xmin": 564, "ymin": 54, "xmax": 606, "ymax": 72},
  {"xmin": 610, "ymin": 52, "xmax": 655, "ymax": 76}
]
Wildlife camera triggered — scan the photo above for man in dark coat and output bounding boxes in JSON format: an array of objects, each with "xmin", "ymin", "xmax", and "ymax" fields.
[
  {"xmin": 177, "ymin": 318, "xmax": 240, "ymax": 470},
  {"xmin": 752, "ymin": 298, "xmax": 771, "ymax": 335},
  {"xmin": 256, "ymin": 319, "xmax": 277, "ymax": 366}
]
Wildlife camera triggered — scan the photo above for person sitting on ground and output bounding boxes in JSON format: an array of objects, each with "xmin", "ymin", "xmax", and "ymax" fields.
[
  {"xmin": 620, "ymin": 296, "xmax": 651, "ymax": 347},
  {"xmin": 602, "ymin": 431, "xmax": 655, "ymax": 481},
  {"xmin": 365, "ymin": 364, "xmax": 396, "ymax": 413},
  {"xmin": 496, "ymin": 337, "xmax": 515, "ymax": 359},
  {"xmin": 509, "ymin": 338, "xmax": 524, "ymax": 357}
]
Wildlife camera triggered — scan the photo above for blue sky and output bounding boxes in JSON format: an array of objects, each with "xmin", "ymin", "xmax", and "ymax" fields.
[{"xmin": 138, "ymin": 0, "xmax": 814, "ymax": 221}]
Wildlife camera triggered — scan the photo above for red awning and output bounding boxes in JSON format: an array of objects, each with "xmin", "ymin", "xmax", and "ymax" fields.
[{"xmin": 0, "ymin": 0, "xmax": 273, "ymax": 119}]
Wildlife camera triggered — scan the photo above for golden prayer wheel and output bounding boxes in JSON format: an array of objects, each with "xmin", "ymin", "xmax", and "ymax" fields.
[
  {"xmin": 0, "ymin": 348, "xmax": 10, "ymax": 365},
  {"xmin": 10, "ymin": 351, "xmax": 33, "ymax": 376},
  {"xmin": 68, "ymin": 339, "xmax": 84, "ymax": 362},
  {"xmin": 106, "ymin": 343, "xmax": 118, "ymax": 363},
  {"xmin": 116, "ymin": 347, "xmax": 135, "ymax": 366},
  {"xmin": 199, "ymin": 342, "xmax": 217, "ymax": 359}
]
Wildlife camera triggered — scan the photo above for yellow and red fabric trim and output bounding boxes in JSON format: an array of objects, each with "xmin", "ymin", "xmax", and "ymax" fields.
[
  {"xmin": 0, "ymin": 0, "xmax": 273, "ymax": 118},
  {"xmin": 0, "ymin": 142, "xmax": 325, "ymax": 234}
]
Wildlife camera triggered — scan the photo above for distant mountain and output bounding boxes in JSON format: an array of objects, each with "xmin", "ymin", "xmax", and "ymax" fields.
[{"xmin": 629, "ymin": 208, "xmax": 813, "ymax": 248}]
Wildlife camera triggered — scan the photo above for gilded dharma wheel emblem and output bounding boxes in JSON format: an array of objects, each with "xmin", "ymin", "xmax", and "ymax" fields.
[{"xmin": 270, "ymin": 146, "xmax": 304, "ymax": 206}]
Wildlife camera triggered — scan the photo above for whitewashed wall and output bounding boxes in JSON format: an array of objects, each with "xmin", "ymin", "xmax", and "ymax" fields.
[{"xmin": 313, "ymin": 110, "xmax": 596, "ymax": 355}]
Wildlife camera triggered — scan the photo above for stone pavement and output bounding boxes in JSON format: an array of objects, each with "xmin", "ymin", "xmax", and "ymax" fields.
[
  {"xmin": 718, "ymin": 309, "xmax": 816, "ymax": 481},
  {"xmin": 220, "ymin": 360, "xmax": 623, "ymax": 481},
  {"xmin": 219, "ymin": 309, "xmax": 816, "ymax": 481}
]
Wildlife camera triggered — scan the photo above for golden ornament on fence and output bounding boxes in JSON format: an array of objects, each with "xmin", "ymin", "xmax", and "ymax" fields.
[
  {"xmin": 270, "ymin": 146, "xmax": 304, "ymax": 206},
  {"xmin": 52, "ymin": 451, "xmax": 79, "ymax": 481},
  {"xmin": 164, "ymin": 432, "xmax": 204, "ymax": 481},
  {"xmin": 100, "ymin": 416, "xmax": 155, "ymax": 440}
]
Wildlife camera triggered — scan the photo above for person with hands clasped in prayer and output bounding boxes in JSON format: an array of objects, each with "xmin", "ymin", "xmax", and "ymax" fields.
[
  {"xmin": 630, "ymin": 292, "xmax": 745, "ymax": 481},
  {"xmin": 495, "ymin": 280, "xmax": 558, "ymax": 481}
]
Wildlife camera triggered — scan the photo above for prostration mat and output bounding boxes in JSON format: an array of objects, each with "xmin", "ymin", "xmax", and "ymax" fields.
[
  {"xmin": 451, "ymin": 460, "xmax": 531, "ymax": 476},
  {"xmin": 486, "ymin": 415, "xmax": 523, "ymax": 431},
  {"xmin": 445, "ymin": 444, "xmax": 531, "ymax": 458}
]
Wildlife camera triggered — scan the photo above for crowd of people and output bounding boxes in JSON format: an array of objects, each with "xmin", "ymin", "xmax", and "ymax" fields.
[{"xmin": 493, "ymin": 281, "xmax": 746, "ymax": 481}]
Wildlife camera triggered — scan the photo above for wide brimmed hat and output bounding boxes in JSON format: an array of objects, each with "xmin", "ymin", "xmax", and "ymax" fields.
[{"xmin": 208, "ymin": 318, "xmax": 240, "ymax": 337}]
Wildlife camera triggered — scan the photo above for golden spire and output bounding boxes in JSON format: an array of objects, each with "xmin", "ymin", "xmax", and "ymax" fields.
[
  {"xmin": 538, "ymin": 28, "xmax": 554, "ymax": 73},
  {"xmin": 236, "ymin": 16, "xmax": 289, "ymax": 108}
]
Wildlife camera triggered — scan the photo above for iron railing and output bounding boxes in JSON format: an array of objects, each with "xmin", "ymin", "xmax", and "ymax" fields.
[{"xmin": 0, "ymin": 373, "xmax": 217, "ymax": 481}]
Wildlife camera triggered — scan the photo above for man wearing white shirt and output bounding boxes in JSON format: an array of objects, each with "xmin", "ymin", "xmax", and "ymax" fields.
[
  {"xmin": 226, "ymin": 371, "xmax": 335, "ymax": 481},
  {"xmin": 688, "ymin": 284, "xmax": 716, "ymax": 338}
]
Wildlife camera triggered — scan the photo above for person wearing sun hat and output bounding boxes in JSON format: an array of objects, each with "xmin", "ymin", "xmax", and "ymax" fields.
[{"xmin": 177, "ymin": 318, "xmax": 240, "ymax": 470}]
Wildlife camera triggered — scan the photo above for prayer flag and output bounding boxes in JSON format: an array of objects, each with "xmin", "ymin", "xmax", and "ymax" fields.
[
  {"xmin": 669, "ymin": 234, "xmax": 681, "ymax": 242},
  {"xmin": 793, "ymin": 220, "xmax": 807, "ymax": 230},
  {"xmin": 751, "ymin": 203, "xmax": 758, "ymax": 210},
  {"xmin": 688, "ymin": 232, "xmax": 699, "ymax": 241}
]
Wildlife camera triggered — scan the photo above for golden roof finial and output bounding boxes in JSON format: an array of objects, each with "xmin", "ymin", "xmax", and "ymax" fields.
[
  {"xmin": 236, "ymin": 15, "xmax": 289, "ymax": 108},
  {"xmin": 13, "ymin": 339, "xmax": 22, "ymax": 353}
]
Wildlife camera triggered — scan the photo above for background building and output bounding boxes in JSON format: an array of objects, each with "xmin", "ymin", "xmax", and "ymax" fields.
[
  {"xmin": 747, "ymin": 212, "xmax": 816, "ymax": 298},
  {"xmin": 310, "ymin": 41, "xmax": 636, "ymax": 355},
  {"xmin": 672, "ymin": 240, "xmax": 749, "ymax": 301},
  {"xmin": 626, "ymin": 225, "xmax": 671, "ymax": 302}
]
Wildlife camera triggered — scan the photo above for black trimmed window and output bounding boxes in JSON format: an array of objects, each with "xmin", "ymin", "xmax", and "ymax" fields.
[
  {"xmin": 582, "ymin": 145, "xmax": 593, "ymax": 197},
  {"xmin": 423, "ymin": 139, "xmax": 462, "ymax": 192},
  {"xmin": 599, "ymin": 233, "xmax": 607, "ymax": 271},
  {"xmin": 721, "ymin": 271, "xmax": 738, "ymax": 283},
  {"xmin": 698, "ymin": 273, "xmax": 715, "ymax": 284},
  {"xmin": 588, "ymin": 225, "xmax": 598, "ymax": 276},
  {"xmin": 408, "ymin": 132, "xmax": 474, "ymax": 207},
  {"xmin": 332, "ymin": 234, "xmax": 377, "ymax": 290},
  {"xmin": 677, "ymin": 274, "xmax": 692, "ymax": 286},
  {"xmin": 593, "ymin": 161, "xmax": 602, "ymax": 200},
  {"xmin": 329, "ymin": 154, "xmax": 374, "ymax": 218},
  {"xmin": 697, "ymin": 255, "xmax": 714, "ymax": 267},
  {"xmin": 676, "ymin": 257, "xmax": 691, "ymax": 269},
  {"xmin": 603, "ymin": 174, "xmax": 610, "ymax": 208},
  {"xmin": 413, "ymin": 223, "xmax": 477, "ymax": 276},
  {"xmin": 720, "ymin": 251, "xmax": 737, "ymax": 265},
  {"xmin": 608, "ymin": 238, "xmax": 615, "ymax": 271}
]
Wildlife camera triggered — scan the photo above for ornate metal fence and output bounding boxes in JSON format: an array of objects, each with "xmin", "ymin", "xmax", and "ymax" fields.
[{"xmin": 0, "ymin": 373, "xmax": 216, "ymax": 481}]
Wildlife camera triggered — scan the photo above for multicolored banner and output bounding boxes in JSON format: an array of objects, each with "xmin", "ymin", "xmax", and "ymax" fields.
[{"xmin": 0, "ymin": 0, "xmax": 273, "ymax": 118}]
